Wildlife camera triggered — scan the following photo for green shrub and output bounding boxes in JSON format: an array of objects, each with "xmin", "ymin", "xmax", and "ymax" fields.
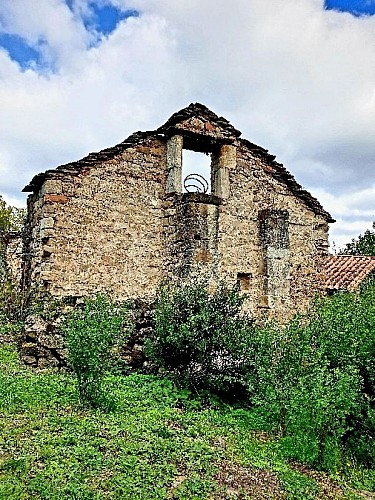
[
  {"xmin": 62, "ymin": 295, "xmax": 130, "ymax": 407},
  {"xmin": 145, "ymin": 277, "xmax": 374, "ymax": 472},
  {"xmin": 0, "ymin": 276, "xmax": 27, "ymax": 341},
  {"xmin": 251, "ymin": 284, "xmax": 375, "ymax": 470},
  {"xmin": 144, "ymin": 280, "xmax": 255, "ymax": 398}
]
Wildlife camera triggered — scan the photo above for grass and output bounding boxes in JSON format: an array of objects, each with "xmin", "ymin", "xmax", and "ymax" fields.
[{"xmin": 0, "ymin": 344, "xmax": 373, "ymax": 499}]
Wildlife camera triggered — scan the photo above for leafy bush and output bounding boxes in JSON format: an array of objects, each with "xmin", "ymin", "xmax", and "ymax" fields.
[
  {"xmin": 62, "ymin": 295, "xmax": 130, "ymax": 407},
  {"xmin": 145, "ymin": 280, "xmax": 255, "ymax": 398},
  {"xmin": 146, "ymin": 278, "xmax": 374, "ymax": 472},
  {"xmin": 251, "ymin": 283, "xmax": 375, "ymax": 470}
]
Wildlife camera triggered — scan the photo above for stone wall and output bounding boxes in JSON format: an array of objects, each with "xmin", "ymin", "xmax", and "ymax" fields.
[
  {"xmin": 214, "ymin": 143, "xmax": 329, "ymax": 319},
  {"xmin": 25, "ymin": 138, "xmax": 167, "ymax": 300},
  {"xmin": 2, "ymin": 232, "xmax": 23, "ymax": 285},
  {"xmin": 161, "ymin": 135, "xmax": 328, "ymax": 320},
  {"xmin": 20, "ymin": 104, "xmax": 331, "ymax": 367}
]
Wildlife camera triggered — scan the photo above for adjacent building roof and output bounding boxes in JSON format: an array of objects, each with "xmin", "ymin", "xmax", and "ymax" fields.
[
  {"xmin": 22, "ymin": 102, "xmax": 334, "ymax": 222},
  {"xmin": 323, "ymin": 255, "xmax": 375, "ymax": 291}
]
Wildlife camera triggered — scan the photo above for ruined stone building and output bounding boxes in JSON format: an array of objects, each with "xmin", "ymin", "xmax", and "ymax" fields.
[{"xmin": 21, "ymin": 103, "xmax": 334, "ymax": 323}]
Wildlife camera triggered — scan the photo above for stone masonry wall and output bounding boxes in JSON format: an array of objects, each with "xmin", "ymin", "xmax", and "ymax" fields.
[
  {"xmin": 25, "ymin": 138, "xmax": 167, "ymax": 301},
  {"xmin": 21, "ymin": 107, "xmax": 330, "ymax": 367},
  {"xmin": 161, "ymin": 134, "xmax": 328, "ymax": 321},
  {"xmin": 215, "ymin": 142, "xmax": 328, "ymax": 320}
]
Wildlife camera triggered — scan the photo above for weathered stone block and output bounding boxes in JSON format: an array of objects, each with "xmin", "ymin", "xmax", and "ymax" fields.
[
  {"xmin": 40, "ymin": 217, "xmax": 55, "ymax": 230},
  {"xmin": 38, "ymin": 333, "xmax": 65, "ymax": 349},
  {"xmin": 44, "ymin": 194, "xmax": 69, "ymax": 204},
  {"xmin": 42, "ymin": 179, "xmax": 63, "ymax": 195}
]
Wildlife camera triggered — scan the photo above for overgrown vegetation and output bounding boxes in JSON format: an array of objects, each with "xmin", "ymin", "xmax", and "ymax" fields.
[
  {"xmin": 0, "ymin": 257, "xmax": 374, "ymax": 496},
  {"xmin": 62, "ymin": 295, "xmax": 130, "ymax": 407},
  {"xmin": 0, "ymin": 195, "xmax": 26, "ymax": 340},
  {"xmin": 146, "ymin": 279, "xmax": 375, "ymax": 474},
  {"xmin": 0, "ymin": 195, "xmax": 25, "ymax": 277},
  {"xmin": 0, "ymin": 344, "xmax": 371, "ymax": 499},
  {"xmin": 250, "ymin": 283, "xmax": 375, "ymax": 471},
  {"xmin": 0, "ymin": 195, "xmax": 25, "ymax": 234},
  {"xmin": 145, "ymin": 280, "xmax": 255, "ymax": 398}
]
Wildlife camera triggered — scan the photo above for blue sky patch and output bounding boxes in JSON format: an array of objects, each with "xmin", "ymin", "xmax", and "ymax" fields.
[
  {"xmin": 0, "ymin": 2, "xmax": 139, "ymax": 71},
  {"xmin": 325, "ymin": 0, "xmax": 375, "ymax": 16},
  {"xmin": 0, "ymin": 33, "xmax": 44, "ymax": 70},
  {"xmin": 87, "ymin": 4, "xmax": 139, "ymax": 36},
  {"xmin": 65, "ymin": 1, "xmax": 139, "ymax": 36}
]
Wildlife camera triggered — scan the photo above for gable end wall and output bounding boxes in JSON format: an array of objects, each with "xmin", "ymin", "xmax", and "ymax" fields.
[{"xmin": 24, "ymin": 126, "xmax": 329, "ymax": 321}]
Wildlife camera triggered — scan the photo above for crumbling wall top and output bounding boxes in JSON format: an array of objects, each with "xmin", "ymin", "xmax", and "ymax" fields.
[{"xmin": 22, "ymin": 102, "xmax": 334, "ymax": 222}]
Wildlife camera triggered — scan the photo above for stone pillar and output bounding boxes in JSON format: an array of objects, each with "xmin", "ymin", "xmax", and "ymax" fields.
[
  {"xmin": 166, "ymin": 135, "xmax": 183, "ymax": 193},
  {"xmin": 211, "ymin": 144, "xmax": 235, "ymax": 199}
]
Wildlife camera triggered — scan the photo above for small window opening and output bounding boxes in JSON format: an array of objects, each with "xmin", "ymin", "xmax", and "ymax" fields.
[
  {"xmin": 237, "ymin": 273, "xmax": 252, "ymax": 292},
  {"xmin": 182, "ymin": 150, "xmax": 211, "ymax": 194}
]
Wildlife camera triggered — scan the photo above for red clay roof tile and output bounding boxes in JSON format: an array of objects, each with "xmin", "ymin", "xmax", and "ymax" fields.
[{"xmin": 323, "ymin": 255, "xmax": 375, "ymax": 291}]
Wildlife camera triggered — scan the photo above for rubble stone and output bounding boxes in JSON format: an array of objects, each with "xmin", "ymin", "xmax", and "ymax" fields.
[{"xmin": 16, "ymin": 103, "xmax": 334, "ymax": 367}]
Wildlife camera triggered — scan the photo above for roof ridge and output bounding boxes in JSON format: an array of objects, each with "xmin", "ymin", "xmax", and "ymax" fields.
[{"xmin": 157, "ymin": 102, "xmax": 242, "ymax": 138}]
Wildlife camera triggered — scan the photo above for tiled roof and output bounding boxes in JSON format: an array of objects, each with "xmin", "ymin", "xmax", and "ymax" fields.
[{"xmin": 323, "ymin": 255, "xmax": 375, "ymax": 290}]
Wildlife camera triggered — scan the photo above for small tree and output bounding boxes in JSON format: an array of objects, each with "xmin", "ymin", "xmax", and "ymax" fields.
[
  {"xmin": 62, "ymin": 295, "xmax": 129, "ymax": 407},
  {"xmin": 340, "ymin": 221, "xmax": 375, "ymax": 256},
  {"xmin": 145, "ymin": 279, "xmax": 255, "ymax": 398},
  {"xmin": 0, "ymin": 195, "xmax": 26, "ymax": 234},
  {"xmin": 0, "ymin": 195, "xmax": 26, "ymax": 277}
]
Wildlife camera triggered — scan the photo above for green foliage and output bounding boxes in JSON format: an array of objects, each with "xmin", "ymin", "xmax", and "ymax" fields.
[
  {"xmin": 1, "ymin": 344, "xmax": 366, "ymax": 499},
  {"xmin": 340, "ymin": 221, "xmax": 375, "ymax": 255},
  {"xmin": 146, "ymin": 278, "xmax": 374, "ymax": 473},
  {"xmin": 0, "ymin": 278, "xmax": 24, "ymax": 340},
  {"xmin": 251, "ymin": 284, "xmax": 375, "ymax": 471},
  {"xmin": 62, "ymin": 295, "xmax": 130, "ymax": 407},
  {"xmin": 145, "ymin": 280, "xmax": 255, "ymax": 398},
  {"xmin": 0, "ymin": 195, "xmax": 25, "ymax": 234},
  {"xmin": 0, "ymin": 195, "xmax": 25, "ymax": 286}
]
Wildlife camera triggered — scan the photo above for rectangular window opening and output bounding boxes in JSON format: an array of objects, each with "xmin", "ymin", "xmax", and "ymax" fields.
[
  {"xmin": 237, "ymin": 272, "xmax": 252, "ymax": 292},
  {"xmin": 182, "ymin": 149, "xmax": 211, "ymax": 194}
]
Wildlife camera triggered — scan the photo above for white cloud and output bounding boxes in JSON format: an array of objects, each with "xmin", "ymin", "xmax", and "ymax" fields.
[
  {"xmin": 312, "ymin": 185, "xmax": 375, "ymax": 249},
  {"xmin": 0, "ymin": 0, "xmax": 374, "ymax": 249},
  {"xmin": 0, "ymin": 0, "xmax": 91, "ymax": 69}
]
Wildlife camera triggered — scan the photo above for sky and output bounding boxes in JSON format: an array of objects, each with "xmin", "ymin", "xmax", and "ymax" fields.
[{"xmin": 0, "ymin": 0, "xmax": 374, "ymax": 250}]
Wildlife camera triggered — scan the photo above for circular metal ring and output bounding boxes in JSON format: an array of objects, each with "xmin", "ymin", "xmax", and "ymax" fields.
[{"xmin": 183, "ymin": 173, "xmax": 209, "ymax": 194}]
